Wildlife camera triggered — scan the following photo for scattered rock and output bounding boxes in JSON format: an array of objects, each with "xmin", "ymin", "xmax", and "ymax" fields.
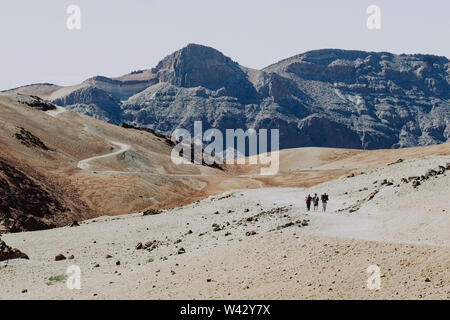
[
  {"xmin": 70, "ymin": 221, "xmax": 80, "ymax": 227},
  {"xmin": 54, "ymin": 254, "xmax": 66, "ymax": 261},
  {"xmin": 425, "ymin": 169, "xmax": 437, "ymax": 177},
  {"xmin": 145, "ymin": 240, "xmax": 163, "ymax": 252},
  {"xmin": 367, "ymin": 190, "xmax": 379, "ymax": 201},
  {"xmin": 177, "ymin": 247, "xmax": 186, "ymax": 255},
  {"xmin": 21, "ymin": 289, "xmax": 28, "ymax": 294},
  {"xmin": 106, "ymin": 254, "xmax": 112, "ymax": 259},
  {"xmin": 68, "ymin": 255, "xmax": 75, "ymax": 260},
  {"xmin": 388, "ymin": 158, "xmax": 403, "ymax": 165},
  {"xmin": 437, "ymin": 165, "xmax": 446, "ymax": 174},
  {"xmin": 116, "ymin": 261, "xmax": 121, "ymax": 266},
  {"xmin": 142, "ymin": 209, "xmax": 162, "ymax": 216},
  {"xmin": 135, "ymin": 242, "xmax": 143, "ymax": 250},
  {"xmin": 245, "ymin": 231, "xmax": 257, "ymax": 236}
]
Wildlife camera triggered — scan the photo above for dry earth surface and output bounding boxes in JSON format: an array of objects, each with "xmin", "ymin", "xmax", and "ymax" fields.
[
  {"xmin": 1, "ymin": 152, "xmax": 449, "ymax": 299},
  {"xmin": 0, "ymin": 93, "xmax": 449, "ymax": 299}
]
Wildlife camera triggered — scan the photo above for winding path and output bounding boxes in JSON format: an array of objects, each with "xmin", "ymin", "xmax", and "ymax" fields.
[
  {"xmin": 77, "ymin": 141, "xmax": 131, "ymax": 170},
  {"xmin": 45, "ymin": 106, "xmax": 67, "ymax": 117},
  {"xmin": 47, "ymin": 107, "xmax": 264, "ymax": 187}
]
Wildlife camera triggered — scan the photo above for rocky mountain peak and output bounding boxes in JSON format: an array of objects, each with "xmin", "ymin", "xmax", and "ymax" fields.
[
  {"xmin": 6, "ymin": 46, "xmax": 450, "ymax": 150},
  {"xmin": 153, "ymin": 43, "xmax": 258, "ymax": 101}
]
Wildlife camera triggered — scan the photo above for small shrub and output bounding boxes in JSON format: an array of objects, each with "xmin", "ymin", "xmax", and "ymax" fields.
[{"xmin": 46, "ymin": 274, "xmax": 68, "ymax": 285}]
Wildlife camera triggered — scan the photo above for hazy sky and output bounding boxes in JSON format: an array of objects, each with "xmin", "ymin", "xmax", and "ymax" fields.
[{"xmin": 0, "ymin": 0, "xmax": 449, "ymax": 90}]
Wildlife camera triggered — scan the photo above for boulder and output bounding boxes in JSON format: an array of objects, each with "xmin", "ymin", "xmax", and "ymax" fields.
[
  {"xmin": 142, "ymin": 209, "xmax": 162, "ymax": 216},
  {"xmin": 54, "ymin": 254, "xmax": 66, "ymax": 261},
  {"xmin": 425, "ymin": 169, "xmax": 437, "ymax": 177},
  {"xmin": 0, "ymin": 238, "xmax": 29, "ymax": 261}
]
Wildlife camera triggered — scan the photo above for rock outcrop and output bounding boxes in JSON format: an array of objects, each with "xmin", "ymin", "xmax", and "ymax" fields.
[
  {"xmin": 7, "ymin": 44, "xmax": 450, "ymax": 150},
  {"xmin": 52, "ymin": 86, "xmax": 123, "ymax": 124},
  {"xmin": 0, "ymin": 237, "xmax": 29, "ymax": 261},
  {"xmin": 0, "ymin": 157, "xmax": 67, "ymax": 232}
]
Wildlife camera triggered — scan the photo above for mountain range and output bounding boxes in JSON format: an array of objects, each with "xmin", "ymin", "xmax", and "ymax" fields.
[{"xmin": 7, "ymin": 43, "xmax": 450, "ymax": 150}]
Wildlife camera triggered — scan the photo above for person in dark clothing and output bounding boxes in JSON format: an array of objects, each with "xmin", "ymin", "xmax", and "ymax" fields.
[
  {"xmin": 313, "ymin": 193, "xmax": 319, "ymax": 211},
  {"xmin": 321, "ymin": 193, "xmax": 329, "ymax": 212},
  {"xmin": 305, "ymin": 194, "xmax": 312, "ymax": 211}
]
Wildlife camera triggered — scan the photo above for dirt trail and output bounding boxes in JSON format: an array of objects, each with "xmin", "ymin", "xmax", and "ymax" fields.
[
  {"xmin": 77, "ymin": 141, "xmax": 131, "ymax": 170},
  {"xmin": 45, "ymin": 106, "xmax": 66, "ymax": 117},
  {"xmin": 0, "ymin": 153, "xmax": 449, "ymax": 299}
]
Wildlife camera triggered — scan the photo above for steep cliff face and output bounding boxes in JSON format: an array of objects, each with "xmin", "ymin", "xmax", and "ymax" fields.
[
  {"xmin": 8, "ymin": 44, "xmax": 450, "ymax": 150},
  {"xmin": 120, "ymin": 45, "xmax": 449, "ymax": 150},
  {"xmin": 52, "ymin": 86, "xmax": 123, "ymax": 124},
  {"xmin": 260, "ymin": 49, "xmax": 450, "ymax": 149},
  {"xmin": 153, "ymin": 44, "xmax": 259, "ymax": 102}
]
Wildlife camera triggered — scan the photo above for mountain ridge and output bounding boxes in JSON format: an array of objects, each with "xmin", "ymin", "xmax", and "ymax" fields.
[{"xmin": 6, "ymin": 43, "xmax": 450, "ymax": 150}]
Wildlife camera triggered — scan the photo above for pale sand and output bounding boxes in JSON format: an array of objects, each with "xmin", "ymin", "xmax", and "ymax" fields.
[{"xmin": 1, "ymin": 154, "xmax": 449, "ymax": 300}]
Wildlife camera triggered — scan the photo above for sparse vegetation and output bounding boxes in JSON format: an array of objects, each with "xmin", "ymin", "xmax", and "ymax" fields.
[{"xmin": 46, "ymin": 274, "xmax": 67, "ymax": 285}]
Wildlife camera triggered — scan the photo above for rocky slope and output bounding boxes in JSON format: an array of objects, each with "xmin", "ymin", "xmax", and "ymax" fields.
[
  {"xmin": 7, "ymin": 44, "xmax": 450, "ymax": 150},
  {"xmin": 1, "ymin": 150, "xmax": 449, "ymax": 299},
  {"xmin": 1, "ymin": 92, "xmax": 449, "ymax": 233},
  {"xmin": 0, "ymin": 94, "xmax": 233, "ymax": 233}
]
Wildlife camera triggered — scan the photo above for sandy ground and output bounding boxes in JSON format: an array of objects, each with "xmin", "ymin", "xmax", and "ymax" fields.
[{"xmin": 1, "ymin": 154, "xmax": 449, "ymax": 299}]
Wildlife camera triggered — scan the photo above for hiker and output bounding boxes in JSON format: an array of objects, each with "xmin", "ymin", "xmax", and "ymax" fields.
[
  {"xmin": 321, "ymin": 193, "xmax": 329, "ymax": 212},
  {"xmin": 313, "ymin": 193, "xmax": 319, "ymax": 211},
  {"xmin": 305, "ymin": 194, "xmax": 312, "ymax": 211}
]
